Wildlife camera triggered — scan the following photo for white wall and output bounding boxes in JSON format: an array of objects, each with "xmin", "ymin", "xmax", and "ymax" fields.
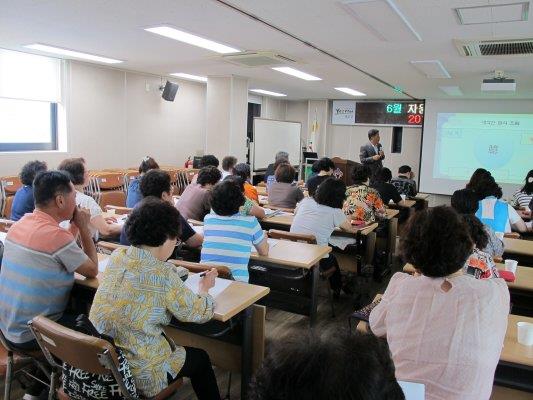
[
  {"xmin": 0, "ymin": 60, "xmax": 207, "ymax": 175},
  {"xmin": 261, "ymin": 97, "xmax": 287, "ymax": 120}
]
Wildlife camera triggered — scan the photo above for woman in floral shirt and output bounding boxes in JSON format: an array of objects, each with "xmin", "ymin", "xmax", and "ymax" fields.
[
  {"xmin": 90, "ymin": 198, "xmax": 221, "ymax": 399},
  {"xmin": 343, "ymin": 164, "xmax": 386, "ymax": 223}
]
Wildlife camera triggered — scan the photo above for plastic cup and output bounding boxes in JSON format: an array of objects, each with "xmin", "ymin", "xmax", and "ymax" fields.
[
  {"xmin": 504, "ymin": 259, "xmax": 518, "ymax": 274},
  {"xmin": 517, "ymin": 322, "xmax": 533, "ymax": 346},
  {"xmin": 400, "ymin": 194, "xmax": 406, "ymax": 201}
]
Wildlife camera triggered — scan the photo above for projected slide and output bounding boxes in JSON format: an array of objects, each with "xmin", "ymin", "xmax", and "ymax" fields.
[{"xmin": 434, "ymin": 113, "xmax": 533, "ymax": 184}]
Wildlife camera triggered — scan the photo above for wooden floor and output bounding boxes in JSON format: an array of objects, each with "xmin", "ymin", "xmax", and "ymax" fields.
[{"xmin": 2, "ymin": 258, "xmax": 532, "ymax": 399}]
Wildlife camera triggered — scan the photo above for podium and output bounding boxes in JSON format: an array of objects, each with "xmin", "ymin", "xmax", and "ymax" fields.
[{"xmin": 331, "ymin": 157, "xmax": 360, "ymax": 186}]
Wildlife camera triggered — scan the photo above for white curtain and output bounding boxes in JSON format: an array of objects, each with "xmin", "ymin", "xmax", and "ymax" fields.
[{"xmin": 0, "ymin": 49, "xmax": 61, "ymax": 103}]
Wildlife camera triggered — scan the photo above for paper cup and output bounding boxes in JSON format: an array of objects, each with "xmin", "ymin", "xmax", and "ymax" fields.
[
  {"xmin": 504, "ymin": 259, "xmax": 518, "ymax": 274},
  {"xmin": 400, "ymin": 194, "xmax": 406, "ymax": 201},
  {"xmin": 517, "ymin": 322, "xmax": 533, "ymax": 346}
]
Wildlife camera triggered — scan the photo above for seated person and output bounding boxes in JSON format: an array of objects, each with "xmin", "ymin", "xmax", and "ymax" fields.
[
  {"xmin": 224, "ymin": 175, "xmax": 266, "ymax": 219},
  {"xmin": 89, "ymin": 198, "xmax": 220, "ymax": 400},
  {"xmin": 249, "ymin": 331, "xmax": 403, "ymax": 400},
  {"xmin": 466, "ymin": 169, "xmax": 529, "ymax": 233},
  {"xmin": 370, "ymin": 206, "xmax": 509, "ymax": 400},
  {"xmin": 10, "ymin": 160, "xmax": 47, "ymax": 221},
  {"xmin": 264, "ymin": 151, "xmax": 289, "ymax": 188},
  {"xmin": 233, "ymin": 163, "xmax": 258, "ymax": 202},
  {"xmin": 390, "ymin": 165, "xmax": 417, "ymax": 197},
  {"xmin": 460, "ymin": 214, "xmax": 499, "ymax": 279},
  {"xmin": 306, "ymin": 157, "xmax": 335, "ymax": 196},
  {"xmin": 343, "ymin": 164, "xmax": 385, "ymax": 223},
  {"xmin": 58, "ymin": 158, "xmax": 122, "ymax": 239},
  {"xmin": 291, "ymin": 178, "xmax": 359, "ymax": 297},
  {"xmin": 0, "ymin": 170, "xmax": 98, "ymax": 351},
  {"xmin": 120, "ymin": 170, "xmax": 202, "ymax": 248},
  {"xmin": 511, "ymin": 169, "xmax": 533, "ymax": 209},
  {"xmin": 201, "ymin": 179, "xmax": 268, "ymax": 281},
  {"xmin": 221, "ymin": 155, "xmax": 237, "ymax": 180},
  {"xmin": 371, "ymin": 167, "xmax": 402, "ymax": 205},
  {"xmin": 177, "ymin": 166, "xmax": 221, "ymax": 221},
  {"xmin": 191, "ymin": 155, "xmax": 219, "ymax": 184},
  {"xmin": 126, "ymin": 156, "xmax": 159, "ymax": 208},
  {"xmin": 268, "ymin": 163, "xmax": 304, "ymax": 209},
  {"xmin": 451, "ymin": 188, "xmax": 503, "ymax": 257}
]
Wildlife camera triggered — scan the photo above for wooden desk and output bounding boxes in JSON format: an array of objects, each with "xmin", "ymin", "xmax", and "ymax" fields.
[
  {"xmin": 388, "ymin": 199, "xmax": 416, "ymax": 209},
  {"xmin": 413, "ymin": 193, "xmax": 430, "ymax": 200},
  {"xmin": 249, "ymin": 239, "xmax": 331, "ymax": 325},
  {"xmin": 495, "ymin": 314, "xmax": 533, "ymax": 392},
  {"xmin": 503, "ymin": 238, "xmax": 533, "ymax": 267},
  {"xmin": 74, "ymin": 254, "xmax": 269, "ymax": 398}
]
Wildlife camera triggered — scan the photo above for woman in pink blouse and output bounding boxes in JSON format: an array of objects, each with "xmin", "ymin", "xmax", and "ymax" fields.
[{"xmin": 370, "ymin": 206, "xmax": 509, "ymax": 400}]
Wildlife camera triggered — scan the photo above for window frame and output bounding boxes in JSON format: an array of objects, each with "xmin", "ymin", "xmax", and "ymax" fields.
[{"xmin": 0, "ymin": 101, "xmax": 58, "ymax": 152}]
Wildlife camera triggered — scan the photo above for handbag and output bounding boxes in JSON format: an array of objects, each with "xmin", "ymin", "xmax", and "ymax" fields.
[{"xmin": 62, "ymin": 314, "xmax": 139, "ymax": 400}]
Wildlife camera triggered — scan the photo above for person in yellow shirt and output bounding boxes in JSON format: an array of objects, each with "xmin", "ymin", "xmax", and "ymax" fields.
[{"xmin": 89, "ymin": 197, "xmax": 221, "ymax": 399}]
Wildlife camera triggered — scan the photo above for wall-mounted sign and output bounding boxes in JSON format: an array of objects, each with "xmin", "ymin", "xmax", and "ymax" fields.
[
  {"xmin": 331, "ymin": 101, "xmax": 425, "ymax": 126},
  {"xmin": 331, "ymin": 100, "xmax": 356, "ymax": 125}
]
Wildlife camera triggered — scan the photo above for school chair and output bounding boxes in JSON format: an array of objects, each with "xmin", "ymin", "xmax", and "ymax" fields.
[
  {"xmin": 0, "ymin": 218, "xmax": 14, "ymax": 232},
  {"xmin": 86, "ymin": 172, "xmax": 126, "ymax": 209},
  {"xmin": 0, "ymin": 176, "xmax": 22, "ymax": 218},
  {"xmin": 0, "ymin": 328, "xmax": 51, "ymax": 400},
  {"xmin": 29, "ymin": 316, "xmax": 182, "ymax": 400},
  {"xmin": 267, "ymin": 229, "xmax": 336, "ymax": 317},
  {"xmin": 104, "ymin": 205, "xmax": 133, "ymax": 215},
  {"xmin": 123, "ymin": 170, "xmax": 140, "ymax": 191}
]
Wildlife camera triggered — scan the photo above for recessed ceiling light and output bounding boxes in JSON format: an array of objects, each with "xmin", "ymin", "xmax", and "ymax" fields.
[
  {"xmin": 250, "ymin": 89, "xmax": 287, "ymax": 97},
  {"xmin": 271, "ymin": 67, "xmax": 321, "ymax": 81},
  {"xmin": 24, "ymin": 43, "xmax": 123, "ymax": 64},
  {"xmin": 170, "ymin": 73, "xmax": 207, "ymax": 82},
  {"xmin": 145, "ymin": 26, "xmax": 240, "ymax": 54},
  {"xmin": 334, "ymin": 87, "xmax": 366, "ymax": 96},
  {"xmin": 439, "ymin": 86, "xmax": 463, "ymax": 96}
]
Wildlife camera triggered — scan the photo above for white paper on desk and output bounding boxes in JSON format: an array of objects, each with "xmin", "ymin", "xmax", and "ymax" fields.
[
  {"xmin": 184, "ymin": 275, "xmax": 232, "ymax": 298},
  {"xmin": 263, "ymin": 208, "xmax": 282, "ymax": 217},
  {"xmin": 98, "ymin": 258, "xmax": 109, "ymax": 273},
  {"xmin": 113, "ymin": 214, "xmax": 127, "ymax": 227},
  {"xmin": 398, "ymin": 381, "xmax": 425, "ymax": 400},
  {"xmin": 0, "ymin": 231, "xmax": 6, "ymax": 243},
  {"xmin": 267, "ymin": 238, "xmax": 278, "ymax": 248},
  {"xmin": 191, "ymin": 225, "xmax": 204, "ymax": 235}
]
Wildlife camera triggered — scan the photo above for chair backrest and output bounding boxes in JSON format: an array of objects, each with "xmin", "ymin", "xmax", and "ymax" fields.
[
  {"xmin": 1, "ymin": 197, "xmax": 15, "ymax": 219},
  {"xmin": 92, "ymin": 173, "xmax": 125, "ymax": 191},
  {"xmin": 29, "ymin": 316, "xmax": 117, "ymax": 375},
  {"xmin": 267, "ymin": 229, "xmax": 317, "ymax": 244},
  {"xmin": 169, "ymin": 259, "xmax": 233, "ymax": 280},
  {"xmin": 504, "ymin": 232, "xmax": 521, "ymax": 239},
  {"xmin": 0, "ymin": 176, "xmax": 22, "ymax": 196},
  {"xmin": 98, "ymin": 191, "xmax": 126, "ymax": 209},
  {"xmin": 105, "ymin": 205, "xmax": 133, "ymax": 215}
]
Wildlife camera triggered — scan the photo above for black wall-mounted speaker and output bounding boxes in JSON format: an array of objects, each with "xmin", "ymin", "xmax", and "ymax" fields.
[{"xmin": 162, "ymin": 80, "xmax": 179, "ymax": 101}]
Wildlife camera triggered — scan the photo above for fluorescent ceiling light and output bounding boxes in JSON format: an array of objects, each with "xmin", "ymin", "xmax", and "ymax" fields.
[
  {"xmin": 335, "ymin": 87, "xmax": 366, "ymax": 96},
  {"xmin": 250, "ymin": 89, "xmax": 287, "ymax": 97},
  {"xmin": 24, "ymin": 43, "xmax": 123, "ymax": 64},
  {"xmin": 272, "ymin": 67, "xmax": 322, "ymax": 81},
  {"xmin": 170, "ymin": 72, "xmax": 207, "ymax": 82},
  {"xmin": 145, "ymin": 26, "xmax": 240, "ymax": 54},
  {"xmin": 439, "ymin": 86, "xmax": 463, "ymax": 96}
]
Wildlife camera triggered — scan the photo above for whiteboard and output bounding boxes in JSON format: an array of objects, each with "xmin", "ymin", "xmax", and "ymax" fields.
[{"xmin": 252, "ymin": 118, "xmax": 302, "ymax": 170}]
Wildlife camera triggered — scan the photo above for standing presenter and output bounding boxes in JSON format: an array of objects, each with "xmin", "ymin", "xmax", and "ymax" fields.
[{"xmin": 359, "ymin": 129, "xmax": 385, "ymax": 181}]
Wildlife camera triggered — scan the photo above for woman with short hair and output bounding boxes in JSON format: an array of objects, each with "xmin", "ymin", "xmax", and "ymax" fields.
[
  {"xmin": 268, "ymin": 163, "xmax": 304, "ymax": 209},
  {"xmin": 343, "ymin": 164, "xmax": 385, "ymax": 223},
  {"xmin": 90, "ymin": 197, "xmax": 220, "ymax": 399},
  {"xmin": 10, "ymin": 160, "xmax": 47, "ymax": 221},
  {"xmin": 512, "ymin": 169, "xmax": 533, "ymax": 209},
  {"xmin": 177, "ymin": 165, "xmax": 221, "ymax": 221},
  {"xmin": 126, "ymin": 156, "xmax": 159, "ymax": 208},
  {"xmin": 370, "ymin": 206, "xmax": 509, "ymax": 400}
]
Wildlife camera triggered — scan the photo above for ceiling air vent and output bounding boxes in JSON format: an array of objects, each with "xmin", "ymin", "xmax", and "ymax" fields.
[
  {"xmin": 454, "ymin": 38, "xmax": 533, "ymax": 57},
  {"xmin": 221, "ymin": 51, "xmax": 297, "ymax": 67}
]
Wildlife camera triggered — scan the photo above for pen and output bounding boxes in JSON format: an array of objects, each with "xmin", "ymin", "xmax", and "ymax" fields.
[{"xmin": 199, "ymin": 271, "xmax": 207, "ymax": 277}]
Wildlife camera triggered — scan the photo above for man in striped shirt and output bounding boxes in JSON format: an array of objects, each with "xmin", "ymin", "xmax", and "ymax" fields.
[
  {"xmin": 0, "ymin": 171, "xmax": 98, "ymax": 350},
  {"xmin": 201, "ymin": 179, "xmax": 268, "ymax": 281}
]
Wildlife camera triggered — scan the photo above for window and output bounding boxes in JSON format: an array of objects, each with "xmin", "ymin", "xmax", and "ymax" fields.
[
  {"xmin": 0, "ymin": 98, "xmax": 58, "ymax": 151},
  {"xmin": 0, "ymin": 49, "xmax": 62, "ymax": 152}
]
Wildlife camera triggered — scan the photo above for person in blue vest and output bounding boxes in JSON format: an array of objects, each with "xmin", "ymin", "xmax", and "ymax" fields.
[
  {"xmin": 10, "ymin": 160, "xmax": 47, "ymax": 221},
  {"xmin": 466, "ymin": 168, "xmax": 529, "ymax": 234}
]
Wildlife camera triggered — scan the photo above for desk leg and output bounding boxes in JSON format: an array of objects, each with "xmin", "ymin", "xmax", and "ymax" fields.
[
  {"xmin": 241, "ymin": 307, "xmax": 253, "ymax": 399},
  {"xmin": 310, "ymin": 264, "xmax": 319, "ymax": 327}
]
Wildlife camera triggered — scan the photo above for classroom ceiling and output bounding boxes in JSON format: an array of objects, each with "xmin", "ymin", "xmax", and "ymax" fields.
[{"xmin": 1, "ymin": 0, "xmax": 533, "ymax": 100}]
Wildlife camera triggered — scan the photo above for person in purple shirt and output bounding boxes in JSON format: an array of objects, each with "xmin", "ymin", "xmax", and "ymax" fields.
[{"xmin": 10, "ymin": 160, "xmax": 47, "ymax": 221}]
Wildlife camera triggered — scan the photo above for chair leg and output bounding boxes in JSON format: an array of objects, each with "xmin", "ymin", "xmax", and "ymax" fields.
[
  {"xmin": 4, "ymin": 351, "xmax": 13, "ymax": 400},
  {"xmin": 224, "ymin": 372, "xmax": 232, "ymax": 400},
  {"xmin": 328, "ymin": 284, "xmax": 335, "ymax": 318},
  {"xmin": 48, "ymin": 370, "xmax": 57, "ymax": 400}
]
